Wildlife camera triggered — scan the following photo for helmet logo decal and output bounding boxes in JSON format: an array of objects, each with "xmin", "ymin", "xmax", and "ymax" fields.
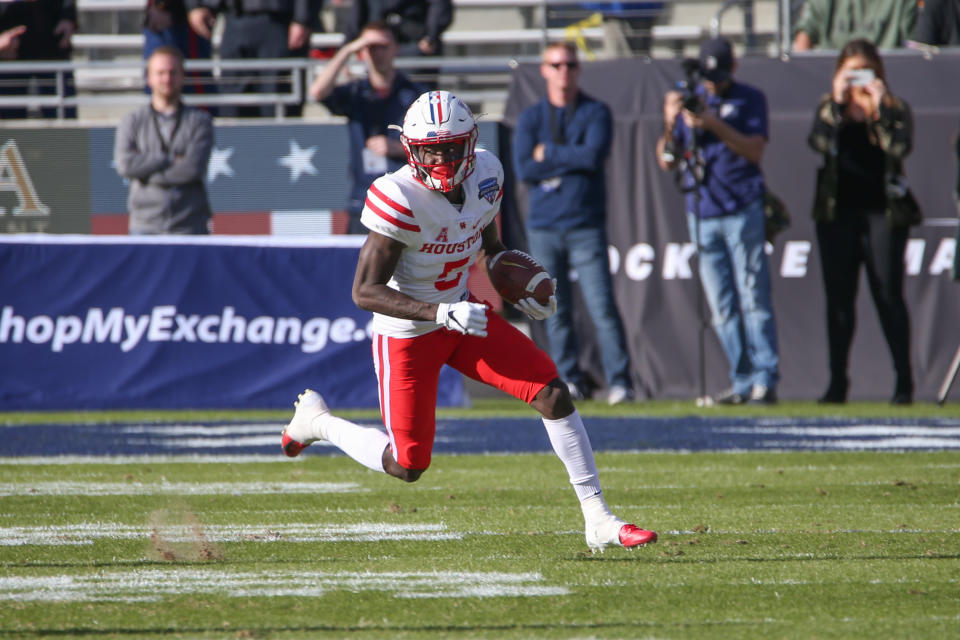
[{"xmin": 428, "ymin": 91, "xmax": 445, "ymax": 125}]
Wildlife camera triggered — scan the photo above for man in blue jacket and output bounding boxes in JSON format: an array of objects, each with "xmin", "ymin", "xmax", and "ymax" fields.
[{"xmin": 513, "ymin": 42, "xmax": 633, "ymax": 405}]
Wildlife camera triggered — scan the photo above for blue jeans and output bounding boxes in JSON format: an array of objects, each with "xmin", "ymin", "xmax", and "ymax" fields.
[
  {"xmin": 526, "ymin": 225, "xmax": 631, "ymax": 390},
  {"xmin": 687, "ymin": 197, "xmax": 779, "ymax": 393}
]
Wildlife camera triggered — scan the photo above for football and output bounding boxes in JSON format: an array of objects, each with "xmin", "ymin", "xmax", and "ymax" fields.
[{"xmin": 486, "ymin": 250, "xmax": 554, "ymax": 306}]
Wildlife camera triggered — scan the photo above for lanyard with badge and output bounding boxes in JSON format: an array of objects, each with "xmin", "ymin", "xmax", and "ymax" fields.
[{"xmin": 150, "ymin": 105, "xmax": 183, "ymax": 157}]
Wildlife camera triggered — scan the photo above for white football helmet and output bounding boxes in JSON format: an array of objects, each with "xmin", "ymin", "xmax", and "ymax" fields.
[{"xmin": 399, "ymin": 90, "xmax": 478, "ymax": 192}]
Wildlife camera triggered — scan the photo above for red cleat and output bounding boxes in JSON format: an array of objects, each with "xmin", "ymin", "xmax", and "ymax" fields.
[
  {"xmin": 618, "ymin": 524, "xmax": 658, "ymax": 547},
  {"xmin": 281, "ymin": 431, "xmax": 308, "ymax": 458}
]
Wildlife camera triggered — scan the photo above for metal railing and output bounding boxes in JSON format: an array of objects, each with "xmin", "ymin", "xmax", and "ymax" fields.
[{"xmin": 0, "ymin": 55, "xmax": 543, "ymax": 121}]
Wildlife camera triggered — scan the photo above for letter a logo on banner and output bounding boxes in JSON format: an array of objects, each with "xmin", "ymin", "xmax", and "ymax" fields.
[{"xmin": 0, "ymin": 140, "xmax": 51, "ymax": 216}]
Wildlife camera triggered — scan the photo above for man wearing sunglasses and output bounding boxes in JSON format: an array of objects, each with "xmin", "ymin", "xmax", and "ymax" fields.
[{"xmin": 513, "ymin": 42, "xmax": 634, "ymax": 406}]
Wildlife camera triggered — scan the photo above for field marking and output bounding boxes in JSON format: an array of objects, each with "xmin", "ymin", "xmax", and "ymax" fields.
[
  {"xmin": 0, "ymin": 569, "xmax": 567, "ymax": 602},
  {"xmin": 0, "ymin": 455, "xmax": 291, "ymax": 465},
  {"xmin": 126, "ymin": 435, "xmax": 335, "ymax": 449},
  {"xmin": 0, "ymin": 522, "xmax": 461, "ymax": 546},
  {"xmin": 717, "ymin": 425, "xmax": 960, "ymax": 436},
  {"xmin": 746, "ymin": 437, "xmax": 960, "ymax": 449},
  {"xmin": 0, "ymin": 481, "xmax": 364, "ymax": 496}
]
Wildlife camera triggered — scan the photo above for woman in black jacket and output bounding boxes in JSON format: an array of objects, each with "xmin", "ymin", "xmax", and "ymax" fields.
[{"xmin": 808, "ymin": 38, "xmax": 916, "ymax": 405}]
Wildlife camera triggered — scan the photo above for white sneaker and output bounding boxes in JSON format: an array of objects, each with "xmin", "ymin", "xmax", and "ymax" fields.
[
  {"xmin": 281, "ymin": 389, "xmax": 330, "ymax": 457},
  {"xmin": 606, "ymin": 385, "xmax": 631, "ymax": 406}
]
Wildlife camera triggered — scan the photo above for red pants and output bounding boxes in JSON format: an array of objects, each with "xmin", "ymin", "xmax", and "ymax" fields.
[{"xmin": 372, "ymin": 310, "xmax": 558, "ymax": 470}]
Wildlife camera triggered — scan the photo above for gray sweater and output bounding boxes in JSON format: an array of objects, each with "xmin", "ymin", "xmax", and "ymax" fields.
[{"xmin": 114, "ymin": 103, "xmax": 213, "ymax": 234}]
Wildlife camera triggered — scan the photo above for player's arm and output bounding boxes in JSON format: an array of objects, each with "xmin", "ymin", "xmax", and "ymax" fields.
[
  {"xmin": 352, "ymin": 230, "xmax": 437, "ymax": 321},
  {"xmin": 480, "ymin": 222, "xmax": 507, "ymax": 264},
  {"xmin": 481, "ymin": 222, "xmax": 557, "ymax": 321},
  {"xmin": 353, "ymin": 230, "xmax": 488, "ymax": 336}
]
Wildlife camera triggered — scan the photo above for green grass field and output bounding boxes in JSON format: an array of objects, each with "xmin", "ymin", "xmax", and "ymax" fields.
[{"xmin": 2, "ymin": 442, "xmax": 958, "ymax": 638}]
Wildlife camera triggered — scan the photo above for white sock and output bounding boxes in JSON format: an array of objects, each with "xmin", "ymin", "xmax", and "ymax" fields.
[
  {"xmin": 580, "ymin": 493, "xmax": 617, "ymax": 526},
  {"xmin": 321, "ymin": 415, "xmax": 388, "ymax": 473},
  {"xmin": 542, "ymin": 410, "xmax": 605, "ymax": 503}
]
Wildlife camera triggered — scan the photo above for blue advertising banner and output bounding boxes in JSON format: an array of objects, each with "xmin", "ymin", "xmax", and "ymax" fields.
[{"xmin": 0, "ymin": 236, "xmax": 464, "ymax": 410}]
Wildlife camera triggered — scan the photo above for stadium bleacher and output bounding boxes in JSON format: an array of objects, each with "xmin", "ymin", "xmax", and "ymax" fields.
[{"xmin": 16, "ymin": 0, "xmax": 783, "ymax": 121}]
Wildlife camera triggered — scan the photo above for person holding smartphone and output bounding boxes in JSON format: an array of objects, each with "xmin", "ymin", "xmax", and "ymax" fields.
[{"xmin": 807, "ymin": 38, "xmax": 916, "ymax": 405}]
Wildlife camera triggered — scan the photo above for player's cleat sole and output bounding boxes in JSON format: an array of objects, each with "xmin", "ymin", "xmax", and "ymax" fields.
[
  {"xmin": 281, "ymin": 389, "xmax": 330, "ymax": 458},
  {"xmin": 618, "ymin": 524, "xmax": 657, "ymax": 547}
]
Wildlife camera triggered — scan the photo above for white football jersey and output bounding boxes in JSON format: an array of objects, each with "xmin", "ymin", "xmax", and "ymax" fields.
[{"xmin": 361, "ymin": 148, "xmax": 504, "ymax": 338}]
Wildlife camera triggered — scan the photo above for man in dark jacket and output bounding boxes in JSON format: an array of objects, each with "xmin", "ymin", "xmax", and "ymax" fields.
[
  {"xmin": 513, "ymin": 42, "xmax": 633, "ymax": 406},
  {"xmin": 0, "ymin": 0, "xmax": 76, "ymax": 119},
  {"xmin": 187, "ymin": 0, "xmax": 322, "ymax": 117}
]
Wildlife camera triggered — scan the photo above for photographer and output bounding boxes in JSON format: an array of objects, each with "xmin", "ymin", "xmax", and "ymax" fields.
[
  {"xmin": 656, "ymin": 37, "xmax": 780, "ymax": 405},
  {"xmin": 807, "ymin": 39, "xmax": 915, "ymax": 405}
]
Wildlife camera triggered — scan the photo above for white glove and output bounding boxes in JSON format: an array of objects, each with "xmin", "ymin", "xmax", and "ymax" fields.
[
  {"xmin": 515, "ymin": 294, "xmax": 557, "ymax": 321},
  {"xmin": 436, "ymin": 301, "xmax": 488, "ymax": 337}
]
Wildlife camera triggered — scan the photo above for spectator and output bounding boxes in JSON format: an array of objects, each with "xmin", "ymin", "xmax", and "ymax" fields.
[
  {"xmin": 0, "ymin": 0, "xmax": 76, "ymax": 120},
  {"xmin": 807, "ymin": 38, "xmax": 916, "ymax": 404},
  {"xmin": 343, "ymin": 0, "xmax": 453, "ymax": 57},
  {"xmin": 912, "ymin": 0, "xmax": 960, "ymax": 46},
  {"xmin": 310, "ymin": 21, "xmax": 425, "ymax": 234},
  {"xmin": 186, "ymin": 0, "xmax": 322, "ymax": 117},
  {"xmin": 144, "ymin": 0, "xmax": 215, "ymax": 101},
  {"xmin": 793, "ymin": 0, "xmax": 917, "ymax": 50},
  {"xmin": 114, "ymin": 46, "xmax": 214, "ymax": 235},
  {"xmin": 656, "ymin": 37, "xmax": 780, "ymax": 405},
  {"xmin": 513, "ymin": 42, "xmax": 633, "ymax": 405}
]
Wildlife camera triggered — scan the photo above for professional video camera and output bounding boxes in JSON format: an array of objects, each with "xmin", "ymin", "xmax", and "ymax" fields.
[
  {"xmin": 659, "ymin": 58, "xmax": 705, "ymax": 165},
  {"xmin": 676, "ymin": 58, "xmax": 704, "ymax": 114}
]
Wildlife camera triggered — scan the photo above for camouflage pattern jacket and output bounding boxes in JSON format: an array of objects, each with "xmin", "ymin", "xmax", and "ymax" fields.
[{"xmin": 807, "ymin": 93, "xmax": 914, "ymax": 226}]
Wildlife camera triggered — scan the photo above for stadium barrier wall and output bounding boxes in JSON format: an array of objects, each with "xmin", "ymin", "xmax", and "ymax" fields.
[
  {"xmin": 0, "ymin": 235, "xmax": 465, "ymax": 410},
  {"xmin": 0, "ymin": 92, "xmax": 957, "ymax": 404},
  {"xmin": 502, "ymin": 53, "xmax": 960, "ymax": 402}
]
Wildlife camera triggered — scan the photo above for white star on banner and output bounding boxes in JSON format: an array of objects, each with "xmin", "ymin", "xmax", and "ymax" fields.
[
  {"xmin": 278, "ymin": 140, "xmax": 318, "ymax": 182},
  {"xmin": 207, "ymin": 147, "xmax": 235, "ymax": 183}
]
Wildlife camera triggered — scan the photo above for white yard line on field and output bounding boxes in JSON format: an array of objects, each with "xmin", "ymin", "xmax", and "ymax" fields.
[
  {"xmin": 0, "ymin": 481, "xmax": 364, "ymax": 496},
  {"xmin": 0, "ymin": 568, "xmax": 568, "ymax": 601},
  {"xmin": 0, "ymin": 522, "xmax": 461, "ymax": 546}
]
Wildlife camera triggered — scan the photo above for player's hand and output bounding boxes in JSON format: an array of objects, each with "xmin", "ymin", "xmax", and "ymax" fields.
[
  {"xmin": 436, "ymin": 301, "xmax": 488, "ymax": 337},
  {"xmin": 515, "ymin": 292, "xmax": 557, "ymax": 321}
]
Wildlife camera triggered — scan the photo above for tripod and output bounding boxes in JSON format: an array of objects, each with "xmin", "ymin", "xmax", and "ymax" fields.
[
  {"xmin": 673, "ymin": 135, "xmax": 709, "ymax": 404},
  {"xmin": 937, "ymin": 343, "xmax": 960, "ymax": 405}
]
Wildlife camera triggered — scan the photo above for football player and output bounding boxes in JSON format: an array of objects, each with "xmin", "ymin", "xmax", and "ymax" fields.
[{"xmin": 282, "ymin": 90, "xmax": 656, "ymax": 552}]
